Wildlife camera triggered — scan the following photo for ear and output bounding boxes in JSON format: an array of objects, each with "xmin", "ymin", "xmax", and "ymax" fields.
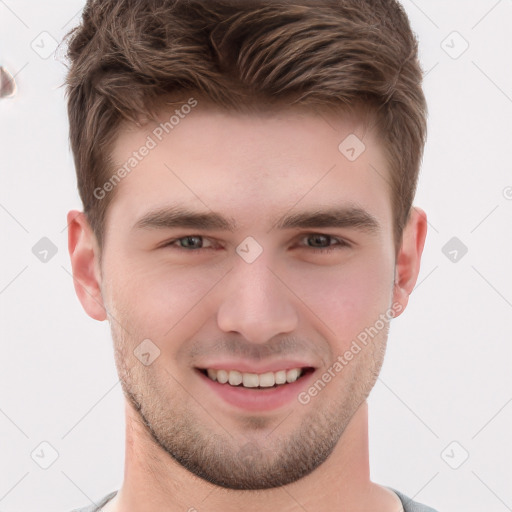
[
  {"xmin": 67, "ymin": 209, "xmax": 107, "ymax": 321},
  {"xmin": 392, "ymin": 206, "xmax": 428, "ymax": 317}
]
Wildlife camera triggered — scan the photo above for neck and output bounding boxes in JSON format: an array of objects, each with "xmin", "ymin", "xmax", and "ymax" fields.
[{"xmin": 107, "ymin": 400, "xmax": 401, "ymax": 512}]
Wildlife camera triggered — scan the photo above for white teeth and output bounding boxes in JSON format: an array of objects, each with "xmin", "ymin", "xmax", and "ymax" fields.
[
  {"xmin": 242, "ymin": 373, "xmax": 259, "ymax": 388},
  {"xmin": 217, "ymin": 369, "xmax": 228, "ymax": 384},
  {"xmin": 228, "ymin": 370, "xmax": 243, "ymax": 386},
  {"xmin": 203, "ymin": 367, "xmax": 306, "ymax": 388},
  {"xmin": 286, "ymin": 368, "xmax": 301, "ymax": 382},
  {"xmin": 275, "ymin": 370, "xmax": 287, "ymax": 385},
  {"xmin": 258, "ymin": 372, "xmax": 275, "ymax": 387}
]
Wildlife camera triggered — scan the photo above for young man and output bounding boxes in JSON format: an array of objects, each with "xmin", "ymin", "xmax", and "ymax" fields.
[{"xmin": 65, "ymin": 0, "xmax": 437, "ymax": 510}]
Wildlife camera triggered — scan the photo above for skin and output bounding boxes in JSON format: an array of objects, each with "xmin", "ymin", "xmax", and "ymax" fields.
[{"xmin": 67, "ymin": 100, "xmax": 427, "ymax": 512}]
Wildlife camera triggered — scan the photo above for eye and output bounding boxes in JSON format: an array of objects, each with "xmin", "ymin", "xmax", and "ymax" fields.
[
  {"xmin": 162, "ymin": 235, "xmax": 214, "ymax": 250},
  {"xmin": 300, "ymin": 233, "xmax": 350, "ymax": 253}
]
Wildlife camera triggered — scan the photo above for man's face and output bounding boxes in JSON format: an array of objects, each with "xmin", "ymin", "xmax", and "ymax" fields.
[{"xmin": 99, "ymin": 102, "xmax": 400, "ymax": 490}]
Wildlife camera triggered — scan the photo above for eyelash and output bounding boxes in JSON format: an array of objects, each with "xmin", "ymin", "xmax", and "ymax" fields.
[{"xmin": 160, "ymin": 234, "xmax": 351, "ymax": 254}]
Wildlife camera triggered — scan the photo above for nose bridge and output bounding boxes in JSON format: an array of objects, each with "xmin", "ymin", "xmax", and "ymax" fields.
[{"xmin": 216, "ymin": 253, "xmax": 298, "ymax": 343}]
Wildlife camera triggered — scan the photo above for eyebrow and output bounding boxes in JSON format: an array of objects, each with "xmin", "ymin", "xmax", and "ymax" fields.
[
  {"xmin": 132, "ymin": 205, "xmax": 381, "ymax": 234},
  {"xmin": 274, "ymin": 207, "xmax": 380, "ymax": 233},
  {"xmin": 133, "ymin": 206, "xmax": 237, "ymax": 231}
]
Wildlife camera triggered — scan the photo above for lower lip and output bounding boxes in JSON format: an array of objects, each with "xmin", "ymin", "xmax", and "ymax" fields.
[{"xmin": 196, "ymin": 368, "xmax": 316, "ymax": 412}]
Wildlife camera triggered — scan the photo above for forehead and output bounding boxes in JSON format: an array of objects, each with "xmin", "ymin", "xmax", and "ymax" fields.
[{"xmin": 106, "ymin": 102, "xmax": 392, "ymax": 233}]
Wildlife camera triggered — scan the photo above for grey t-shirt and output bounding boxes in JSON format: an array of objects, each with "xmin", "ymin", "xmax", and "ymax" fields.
[{"xmin": 70, "ymin": 487, "xmax": 439, "ymax": 511}]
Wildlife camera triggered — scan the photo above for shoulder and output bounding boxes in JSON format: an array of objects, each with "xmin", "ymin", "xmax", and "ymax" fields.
[
  {"xmin": 387, "ymin": 487, "xmax": 440, "ymax": 512},
  {"xmin": 68, "ymin": 491, "xmax": 118, "ymax": 512}
]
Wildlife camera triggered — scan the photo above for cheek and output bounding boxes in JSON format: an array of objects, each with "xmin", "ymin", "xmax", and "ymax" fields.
[
  {"xmin": 108, "ymin": 260, "xmax": 227, "ymax": 338},
  {"xmin": 288, "ymin": 256, "xmax": 393, "ymax": 343}
]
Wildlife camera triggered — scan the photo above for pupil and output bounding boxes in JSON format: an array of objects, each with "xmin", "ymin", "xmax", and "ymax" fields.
[
  {"xmin": 310, "ymin": 234, "xmax": 329, "ymax": 247},
  {"xmin": 182, "ymin": 236, "xmax": 201, "ymax": 248}
]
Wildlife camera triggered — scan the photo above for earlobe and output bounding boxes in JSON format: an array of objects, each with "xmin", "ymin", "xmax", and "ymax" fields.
[
  {"xmin": 392, "ymin": 207, "xmax": 428, "ymax": 316},
  {"xmin": 67, "ymin": 209, "xmax": 107, "ymax": 321}
]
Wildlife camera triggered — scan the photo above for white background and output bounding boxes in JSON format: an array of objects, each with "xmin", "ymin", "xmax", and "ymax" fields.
[{"xmin": 0, "ymin": 1, "xmax": 511, "ymax": 511}]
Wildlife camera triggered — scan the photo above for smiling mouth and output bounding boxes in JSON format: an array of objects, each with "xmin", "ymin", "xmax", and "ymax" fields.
[{"xmin": 197, "ymin": 367, "xmax": 315, "ymax": 389}]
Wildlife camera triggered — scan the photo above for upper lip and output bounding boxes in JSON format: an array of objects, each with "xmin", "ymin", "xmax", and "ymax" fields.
[{"xmin": 195, "ymin": 360, "xmax": 316, "ymax": 374}]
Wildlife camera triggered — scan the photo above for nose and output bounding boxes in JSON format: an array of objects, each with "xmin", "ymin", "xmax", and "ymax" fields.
[{"xmin": 216, "ymin": 256, "xmax": 298, "ymax": 344}]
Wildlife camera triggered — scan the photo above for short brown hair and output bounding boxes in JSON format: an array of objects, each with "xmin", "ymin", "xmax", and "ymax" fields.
[{"xmin": 64, "ymin": 0, "xmax": 427, "ymax": 255}]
